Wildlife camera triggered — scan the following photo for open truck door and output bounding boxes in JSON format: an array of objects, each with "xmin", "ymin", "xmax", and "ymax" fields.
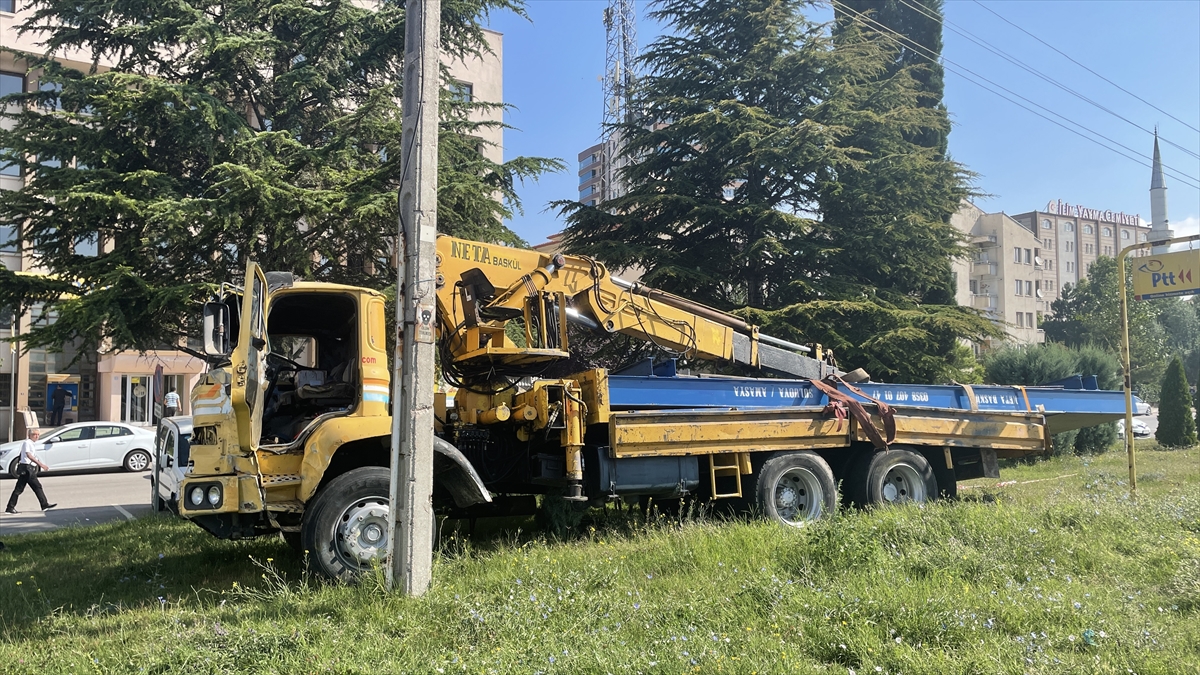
[{"xmin": 231, "ymin": 261, "xmax": 270, "ymax": 454}]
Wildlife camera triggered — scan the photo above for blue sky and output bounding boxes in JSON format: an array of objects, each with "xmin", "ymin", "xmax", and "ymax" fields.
[{"xmin": 486, "ymin": 1, "xmax": 1200, "ymax": 246}]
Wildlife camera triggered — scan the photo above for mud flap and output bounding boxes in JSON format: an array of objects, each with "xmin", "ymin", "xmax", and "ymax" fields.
[{"xmin": 433, "ymin": 436, "xmax": 492, "ymax": 508}]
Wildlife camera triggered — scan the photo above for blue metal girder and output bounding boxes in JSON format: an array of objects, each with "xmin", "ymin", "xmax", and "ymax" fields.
[{"xmin": 607, "ymin": 375, "xmax": 1135, "ymax": 418}]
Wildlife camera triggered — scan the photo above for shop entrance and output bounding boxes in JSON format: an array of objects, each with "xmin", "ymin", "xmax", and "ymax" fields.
[{"xmin": 120, "ymin": 374, "xmax": 153, "ymax": 426}]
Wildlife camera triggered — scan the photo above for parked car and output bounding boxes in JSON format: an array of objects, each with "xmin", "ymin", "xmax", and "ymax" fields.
[
  {"xmin": 152, "ymin": 417, "xmax": 192, "ymax": 513},
  {"xmin": 0, "ymin": 422, "xmax": 156, "ymax": 476},
  {"xmin": 1117, "ymin": 418, "xmax": 1152, "ymax": 439}
]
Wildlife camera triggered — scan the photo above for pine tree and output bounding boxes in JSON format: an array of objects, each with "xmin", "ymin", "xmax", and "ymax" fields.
[
  {"xmin": 0, "ymin": 0, "xmax": 560, "ymax": 353},
  {"xmin": 1156, "ymin": 355, "xmax": 1196, "ymax": 448},
  {"xmin": 560, "ymin": 0, "xmax": 995, "ymax": 383},
  {"xmin": 562, "ymin": 0, "xmax": 844, "ymax": 311}
]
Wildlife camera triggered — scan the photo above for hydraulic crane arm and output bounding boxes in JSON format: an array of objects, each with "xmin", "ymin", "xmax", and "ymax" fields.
[{"xmin": 433, "ymin": 235, "xmax": 836, "ymax": 383}]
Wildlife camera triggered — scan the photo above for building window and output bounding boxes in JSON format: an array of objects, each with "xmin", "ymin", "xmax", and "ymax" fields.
[
  {"xmin": 579, "ymin": 153, "xmax": 597, "ymax": 169},
  {"xmin": 1044, "ymin": 238, "xmax": 1053, "ymax": 248},
  {"xmin": 1027, "ymin": 312, "xmax": 1035, "ymax": 328},
  {"xmin": 1046, "ymin": 259, "xmax": 1053, "ymax": 270},
  {"xmin": 0, "ymin": 374, "xmax": 10, "ymax": 407},
  {"xmin": 969, "ymin": 280, "xmax": 978, "ymax": 294},
  {"xmin": 578, "ymin": 169, "xmax": 596, "ymax": 185},
  {"xmin": 580, "ymin": 185, "xmax": 595, "ymax": 198},
  {"xmin": 584, "ymin": 199, "xmax": 596, "ymax": 207},
  {"xmin": 1016, "ymin": 313, "xmax": 1024, "ymax": 328},
  {"xmin": 1122, "ymin": 230, "xmax": 1131, "ymax": 240},
  {"xmin": 1140, "ymin": 233, "xmax": 1148, "ymax": 242},
  {"xmin": 449, "ymin": 81, "xmax": 474, "ymax": 102},
  {"xmin": 1065, "ymin": 241, "xmax": 1074, "ymax": 253},
  {"xmin": 1015, "ymin": 280, "xmax": 1023, "ymax": 296},
  {"xmin": 75, "ymin": 233, "xmax": 99, "ymax": 257},
  {"xmin": 0, "ymin": 0, "xmax": 17, "ymax": 13},
  {"xmin": 1067, "ymin": 261, "xmax": 1074, "ymax": 273},
  {"xmin": 0, "ymin": 223, "xmax": 16, "ymax": 253},
  {"xmin": 1, "ymin": 71, "xmax": 23, "ymax": 177},
  {"xmin": 1025, "ymin": 280, "xmax": 1033, "ymax": 296},
  {"xmin": 1042, "ymin": 219, "xmax": 1052, "ymax": 229},
  {"xmin": 1024, "ymin": 249, "xmax": 1032, "ymax": 265},
  {"xmin": 1014, "ymin": 247, "xmax": 1021, "ymax": 263},
  {"xmin": 1046, "ymin": 280, "xmax": 1054, "ymax": 292},
  {"xmin": 1103, "ymin": 227, "xmax": 1112, "ymax": 237},
  {"xmin": 1083, "ymin": 224, "xmax": 1093, "ymax": 234},
  {"xmin": 1064, "ymin": 222, "xmax": 1075, "ymax": 232}
]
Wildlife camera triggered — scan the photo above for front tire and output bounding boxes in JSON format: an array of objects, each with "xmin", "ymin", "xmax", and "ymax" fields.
[
  {"xmin": 302, "ymin": 467, "xmax": 392, "ymax": 581},
  {"xmin": 755, "ymin": 452, "xmax": 837, "ymax": 527},
  {"xmin": 849, "ymin": 447, "xmax": 938, "ymax": 507},
  {"xmin": 124, "ymin": 449, "xmax": 152, "ymax": 472},
  {"xmin": 8, "ymin": 458, "xmax": 19, "ymax": 477}
]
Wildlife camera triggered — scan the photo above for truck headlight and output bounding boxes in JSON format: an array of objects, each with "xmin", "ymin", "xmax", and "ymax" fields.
[
  {"xmin": 190, "ymin": 487, "xmax": 204, "ymax": 506},
  {"xmin": 207, "ymin": 486, "xmax": 222, "ymax": 506}
]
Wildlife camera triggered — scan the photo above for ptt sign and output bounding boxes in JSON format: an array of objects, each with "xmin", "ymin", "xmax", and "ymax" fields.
[{"xmin": 1133, "ymin": 251, "xmax": 1200, "ymax": 300}]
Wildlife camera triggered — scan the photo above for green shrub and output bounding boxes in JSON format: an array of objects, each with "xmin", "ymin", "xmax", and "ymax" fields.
[{"xmin": 1156, "ymin": 355, "xmax": 1197, "ymax": 448}]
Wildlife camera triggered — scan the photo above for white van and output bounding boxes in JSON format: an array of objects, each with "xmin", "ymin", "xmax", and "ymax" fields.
[{"xmin": 152, "ymin": 417, "xmax": 192, "ymax": 513}]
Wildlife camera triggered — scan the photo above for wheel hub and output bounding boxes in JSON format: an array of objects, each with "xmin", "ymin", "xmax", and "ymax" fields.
[
  {"xmin": 773, "ymin": 467, "xmax": 823, "ymax": 526},
  {"xmin": 881, "ymin": 464, "xmax": 925, "ymax": 503},
  {"xmin": 337, "ymin": 501, "xmax": 390, "ymax": 565}
]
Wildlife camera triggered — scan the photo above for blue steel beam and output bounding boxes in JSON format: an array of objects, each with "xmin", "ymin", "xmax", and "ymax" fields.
[{"xmin": 607, "ymin": 375, "xmax": 1139, "ymax": 433}]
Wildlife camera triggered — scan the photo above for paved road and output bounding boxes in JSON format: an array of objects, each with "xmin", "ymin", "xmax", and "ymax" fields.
[{"xmin": 0, "ymin": 469, "xmax": 152, "ymax": 536}]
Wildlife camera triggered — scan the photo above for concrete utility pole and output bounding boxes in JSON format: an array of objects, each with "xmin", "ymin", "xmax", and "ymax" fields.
[{"xmin": 387, "ymin": 0, "xmax": 440, "ymax": 595}]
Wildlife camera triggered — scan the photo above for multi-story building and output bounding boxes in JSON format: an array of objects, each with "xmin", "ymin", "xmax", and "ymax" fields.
[
  {"xmin": 1, "ymin": 6, "xmax": 503, "ymax": 438},
  {"xmin": 952, "ymin": 203, "xmax": 1051, "ymax": 346},
  {"xmin": 577, "ymin": 144, "xmax": 605, "ymax": 208},
  {"xmin": 1010, "ymin": 200, "xmax": 1150, "ymax": 299},
  {"xmin": 952, "ymin": 197, "xmax": 1153, "ymax": 349}
]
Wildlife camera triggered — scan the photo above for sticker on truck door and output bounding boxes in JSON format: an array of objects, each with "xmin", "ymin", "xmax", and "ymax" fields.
[{"xmin": 230, "ymin": 261, "xmax": 269, "ymax": 453}]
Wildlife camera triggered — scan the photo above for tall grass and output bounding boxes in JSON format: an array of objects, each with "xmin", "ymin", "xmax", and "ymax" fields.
[{"xmin": 1, "ymin": 445, "xmax": 1198, "ymax": 674}]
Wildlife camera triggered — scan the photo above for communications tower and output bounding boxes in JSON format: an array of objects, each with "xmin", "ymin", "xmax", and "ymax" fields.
[{"xmin": 601, "ymin": 0, "xmax": 638, "ymax": 202}]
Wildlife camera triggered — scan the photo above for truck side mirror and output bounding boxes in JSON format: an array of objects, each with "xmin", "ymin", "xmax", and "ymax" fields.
[{"xmin": 202, "ymin": 302, "xmax": 232, "ymax": 357}]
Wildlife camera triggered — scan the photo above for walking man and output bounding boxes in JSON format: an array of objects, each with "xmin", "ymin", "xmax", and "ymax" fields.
[
  {"xmin": 5, "ymin": 429, "xmax": 57, "ymax": 514},
  {"xmin": 163, "ymin": 387, "xmax": 181, "ymax": 418}
]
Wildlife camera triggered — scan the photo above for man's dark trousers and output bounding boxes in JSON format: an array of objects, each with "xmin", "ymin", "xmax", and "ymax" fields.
[{"xmin": 6, "ymin": 466, "xmax": 52, "ymax": 511}]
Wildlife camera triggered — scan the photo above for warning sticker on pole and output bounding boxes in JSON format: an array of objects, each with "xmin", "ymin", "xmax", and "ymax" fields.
[
  {"xmin": 415, "ymin": 299, "xmax": 435, "ymax": 343},
  {"xmin": 1133, "ymin": 250, "xmax": 1200, "ymax": 300}
]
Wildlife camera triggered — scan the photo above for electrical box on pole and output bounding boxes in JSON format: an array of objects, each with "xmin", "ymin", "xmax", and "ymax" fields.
[{"xmin": 387, "ymin": 0, "xmax": 440, "ymax": 595}]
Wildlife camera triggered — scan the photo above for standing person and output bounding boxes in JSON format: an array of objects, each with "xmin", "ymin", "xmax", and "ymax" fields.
[
  {"xmin": 49, "ymin": 385, "xmax": 71, "ymax": 426},
  {"xmin": 5, "ymin": 429, "xmax": 57, "ymax": 514},
  {"xmin": 163, "ymin": 387, "xmax": 181, "ymax": 418}
]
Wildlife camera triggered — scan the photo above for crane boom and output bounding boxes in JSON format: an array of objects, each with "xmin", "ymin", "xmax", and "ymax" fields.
[{"xmin": 434, "ymin": 235, "xmax": 836, "ymax": 384}]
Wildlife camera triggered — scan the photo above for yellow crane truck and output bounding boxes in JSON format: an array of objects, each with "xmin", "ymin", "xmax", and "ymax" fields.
[{"xmin": 169, "ymin": 235, "xmax": 1131, "ymax": 579}]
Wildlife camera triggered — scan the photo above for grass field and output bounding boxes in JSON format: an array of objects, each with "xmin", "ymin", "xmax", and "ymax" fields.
[{"xmin": 1, "ymin": 444, "xmax": 1198, "ymax": 674}]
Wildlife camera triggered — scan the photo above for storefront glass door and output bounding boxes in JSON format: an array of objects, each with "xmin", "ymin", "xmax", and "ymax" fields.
[{"xmin": 120, "ymin": 375, "xmax": 153, "ymax": 426}]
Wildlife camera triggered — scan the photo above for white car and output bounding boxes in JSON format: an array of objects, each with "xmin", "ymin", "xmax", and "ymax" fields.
[
  {"xmin": 0, "ymin": 422, "xmax": 156, "ymax": 476},
  {"xmin": 1117, "ymin": 418, "xmax": 1152, "ymax": 439}
]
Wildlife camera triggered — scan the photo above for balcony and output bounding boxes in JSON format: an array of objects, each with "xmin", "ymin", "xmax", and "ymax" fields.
[
  {"xmin": 971, "ymin": 261, "xmax": 998, "ymax": 276},
  {"xmin": 971, "ymin": 234, "xmax": 998, "ymax": 246},
  {"xmin": 971, "ymin": 293, "xmax": 997, "ymax": 310}
]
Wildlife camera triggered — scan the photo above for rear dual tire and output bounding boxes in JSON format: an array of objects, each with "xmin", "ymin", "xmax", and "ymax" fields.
[
  {"xmin": 848, "ymin": 447, "xmax": 939, "ymax": 507},
  {"xmin": 754, "ymin": 451, "xmax": 838, "ymax": 527}
]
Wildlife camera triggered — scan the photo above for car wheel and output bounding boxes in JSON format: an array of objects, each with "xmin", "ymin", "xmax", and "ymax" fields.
[
  {"xmin": 124, "ymin": 449, "xmax": 152, "ymax": 472},
  {"xmin": 7, "ymin": 458, "xmax": 18, "ymax": 477}
]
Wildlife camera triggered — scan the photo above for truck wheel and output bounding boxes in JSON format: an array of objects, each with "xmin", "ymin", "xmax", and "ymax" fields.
[
  {"xmin": 850, "ymin": 448, "xmax": 937, "ymax": 507},
  {"xmin": 301, "ymin": 467, "xmax": 392, "ymax": 581},
  {"xmin": 755, "ymin": 452, "xmax": 837, "ymax": 527}
]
